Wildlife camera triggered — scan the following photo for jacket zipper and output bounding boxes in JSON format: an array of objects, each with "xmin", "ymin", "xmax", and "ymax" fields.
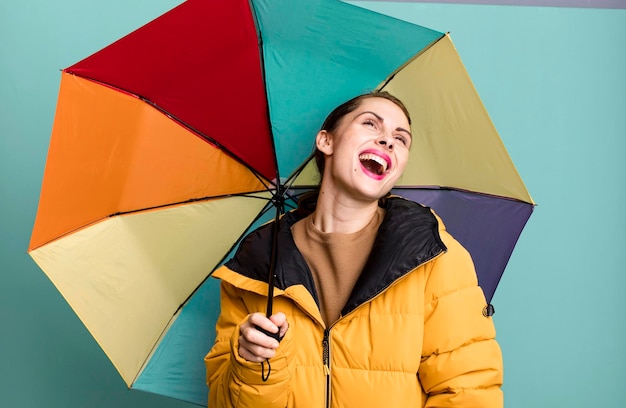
[
  {"xmin": 317, "ymin": 252, "xmax": 446, "ymax": 408},
  {"xmin": 322, "ymin": 328, "xmax": 331, "ymax": 408}
]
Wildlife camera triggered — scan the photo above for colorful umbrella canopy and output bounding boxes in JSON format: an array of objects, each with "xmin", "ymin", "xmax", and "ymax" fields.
[{"xmin": 28, "ymin": 0, "xmax": 534, "ymax": 405}]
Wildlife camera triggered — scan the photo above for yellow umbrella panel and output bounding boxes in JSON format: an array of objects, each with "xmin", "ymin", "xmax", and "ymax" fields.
[{"xmin": 294, "ymin": 33, "xmax": 535, "ymax": 304}]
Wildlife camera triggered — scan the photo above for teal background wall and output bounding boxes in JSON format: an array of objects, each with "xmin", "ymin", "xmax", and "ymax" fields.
[{"xmin": 1, "ymin": 1, "xmax": 624, "ymax": 407}]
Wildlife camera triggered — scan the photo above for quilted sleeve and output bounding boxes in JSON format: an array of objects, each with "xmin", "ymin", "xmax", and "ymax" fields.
[
  {"xmin": 419, "ymin": 232, "xmax": 504, "ymax": 408},
  {"xmin": 205, "ymin": 278, "xmax": 291, "ymax": 408}
]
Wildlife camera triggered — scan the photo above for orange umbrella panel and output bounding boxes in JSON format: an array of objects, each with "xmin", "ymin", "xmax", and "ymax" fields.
[{"xmin": 29, "ymin": 73, "xmax": 268, "ymax": 251}]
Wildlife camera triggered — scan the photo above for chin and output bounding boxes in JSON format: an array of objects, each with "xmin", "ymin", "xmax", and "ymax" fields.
[{"xmin": 355, "ymin": 188, "xmax": 392, "ymax": 203}]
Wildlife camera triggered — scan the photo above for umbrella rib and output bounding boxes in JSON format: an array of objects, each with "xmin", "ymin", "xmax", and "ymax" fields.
[
  {"xmin": 284, "ymin": 153, "xmax": 315, "ymax": 187},
  {"xmin": 28, "ymin": 192, "xmax": 263, "ymax": 250},
  {"xmin": 377, "ymin": 33, "xmax": 446, "ymax": 91},
  {"xmin": 174, "ymin": 198, "xmax": 278, "ymax": 312},
  {"xmin": 138, "ymin": 94, "xmax": 276, "ymax": 184},
  {"xmin": 63, "ymin": 72, "xmax": 274, "ymax": 185},
  {"xmin": 394, "ymin": 185, "xmax": 536, "ymax": 205},
  {"xmin": 248, "ymin": 7, "xmax": 281, "ymax": 184},
  {"xmin": 108, "ymin": 191, "xmax": 274, "ymax": 218}
]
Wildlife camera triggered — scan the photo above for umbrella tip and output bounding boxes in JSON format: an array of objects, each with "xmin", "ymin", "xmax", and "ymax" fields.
[{"xmin": 482, "ymin": 304, "xmax": 495, "ymax": 317}]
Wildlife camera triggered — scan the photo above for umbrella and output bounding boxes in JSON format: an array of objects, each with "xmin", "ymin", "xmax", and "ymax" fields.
[{"xmin": 28, "ymin": 0, "xmax": 534, "ymax": 405}]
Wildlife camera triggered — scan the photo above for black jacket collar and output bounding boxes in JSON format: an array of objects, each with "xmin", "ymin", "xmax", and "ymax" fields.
[{"xmin": 225, "ymin": 196, "xmax": 446, "ymax": 315}]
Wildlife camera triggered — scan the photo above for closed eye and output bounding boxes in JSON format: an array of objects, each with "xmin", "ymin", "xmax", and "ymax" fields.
[
  {"xmin": 363, "ymin": 119, "xmax": 378, "ymax": 129},
  {"xmin": 394, "ymin": 135, "xmax": 409, "ymax": 147}
]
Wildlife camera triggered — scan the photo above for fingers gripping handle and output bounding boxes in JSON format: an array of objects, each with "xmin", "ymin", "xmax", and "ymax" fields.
[
  {"xmin": 254, "ymin": 324, "xmax": 283, "ymax": 382},
  {"xmin": 254, "ymin": 325, "xmax": 284, "ymax": 343}
]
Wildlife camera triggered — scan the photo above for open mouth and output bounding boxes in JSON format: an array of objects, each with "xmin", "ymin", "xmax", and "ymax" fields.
[{"xmin": 359, "ymin": 153, "xmax": 390, "ymax": 176}]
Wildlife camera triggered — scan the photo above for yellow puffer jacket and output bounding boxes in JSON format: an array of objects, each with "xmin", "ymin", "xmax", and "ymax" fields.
[{"xmin": 205, "ymin": 197, "xmax": 503, "ymax": 407}]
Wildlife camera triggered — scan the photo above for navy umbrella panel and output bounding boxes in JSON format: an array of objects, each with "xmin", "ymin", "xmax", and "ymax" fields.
[{"xmin": 395, "ymin": 188, "xmax": 533, "ymax": 303}]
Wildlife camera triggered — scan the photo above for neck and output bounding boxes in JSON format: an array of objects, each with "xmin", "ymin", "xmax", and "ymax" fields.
[{"xmin": 311, "ymin": 187, "xmax": 380, "ymax": 234}]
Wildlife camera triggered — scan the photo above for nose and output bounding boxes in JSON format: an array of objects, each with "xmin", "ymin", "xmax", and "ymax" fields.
[{"xmin": 376, "ymin": 135, "xmax": 393, "ymax": 150}]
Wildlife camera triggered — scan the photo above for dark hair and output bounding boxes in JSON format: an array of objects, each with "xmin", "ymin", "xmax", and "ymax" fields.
[{"xmin": 314, "ymin": 91, "xmax": 411, "ymax": 178}]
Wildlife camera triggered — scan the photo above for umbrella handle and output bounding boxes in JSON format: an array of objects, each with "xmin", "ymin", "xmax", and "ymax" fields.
[
  {"xmin": 254, "ymin": 324, "xmax": 283, "ymax": 383},
  {"xmin": 254, "ymin": 325, "xmax": 284, "ymax": 343}
]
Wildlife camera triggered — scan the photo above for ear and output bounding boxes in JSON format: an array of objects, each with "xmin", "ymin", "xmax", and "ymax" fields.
[{"xmin": 316, "ymin": 130, "xmax": 333, "ymax": 155}]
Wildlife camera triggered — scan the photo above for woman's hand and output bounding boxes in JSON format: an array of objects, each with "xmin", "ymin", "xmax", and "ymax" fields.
[{"xmin": 238, "ymin": 312, "xmax": 289, "ymax": 363}]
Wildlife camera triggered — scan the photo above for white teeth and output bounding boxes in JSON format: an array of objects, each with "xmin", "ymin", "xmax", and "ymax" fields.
[{"xmin": 359, "ymin": 153, "xmax": 388, "ymax": 173}]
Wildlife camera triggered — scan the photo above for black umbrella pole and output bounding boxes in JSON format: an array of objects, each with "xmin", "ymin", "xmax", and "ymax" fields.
[
  {"xmin": 254, "ymin": 205, "xmax": 282, "ymax": 343},
  {"xmin": 266, "ymin": 207, "xmax": 279, "ymax": 318}
]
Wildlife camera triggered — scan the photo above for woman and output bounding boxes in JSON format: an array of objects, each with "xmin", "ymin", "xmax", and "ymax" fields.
[{"xmin": 205, "ymin": 92, "xmax": 503, "ymax": 407}]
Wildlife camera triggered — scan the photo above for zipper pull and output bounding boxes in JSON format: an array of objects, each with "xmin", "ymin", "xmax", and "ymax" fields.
[{"xmin": 322, "ymin": 328, "xmax": 330, "ymax": 376}]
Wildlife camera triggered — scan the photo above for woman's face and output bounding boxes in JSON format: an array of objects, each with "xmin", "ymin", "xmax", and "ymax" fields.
[{"xmin": 316, "ymin": 97, "xmax": 412, "ymax": 203}]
